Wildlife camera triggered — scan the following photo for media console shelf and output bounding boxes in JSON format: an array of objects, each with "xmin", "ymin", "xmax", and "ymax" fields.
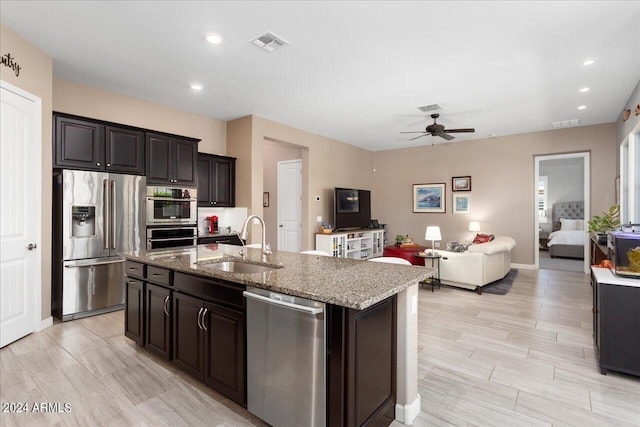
[{"xmin": 316, "ymin": 229, "xmax": 385, "ymax": 259}]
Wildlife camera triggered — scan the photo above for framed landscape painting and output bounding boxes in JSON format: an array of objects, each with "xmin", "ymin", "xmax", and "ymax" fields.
[
  {"xmin": 413, "ymin": 183, "xmax": 446, "ymax": 213},
  {"xmin": 452, "ymin": 176, "xmax": 471, "ymax": 192}
]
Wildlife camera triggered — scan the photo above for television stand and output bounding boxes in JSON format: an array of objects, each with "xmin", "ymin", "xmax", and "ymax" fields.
[{"xmin": 316, "ymin": 228, "xmax": 385, "ymax": 259}]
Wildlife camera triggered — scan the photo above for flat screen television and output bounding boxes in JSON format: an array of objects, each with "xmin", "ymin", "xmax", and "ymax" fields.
[{"xmin": 334, "ymin": 188, "xmax": 371, "ymax": 230}]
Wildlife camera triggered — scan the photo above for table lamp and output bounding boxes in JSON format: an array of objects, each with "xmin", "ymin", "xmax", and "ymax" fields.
[
  {"xmin": 469, "ymin": 221, "xmax": 481, "ymax": 239},
  {"xmin": 425, "ymin": 226, "xmax": 442, "ymax": 255}
]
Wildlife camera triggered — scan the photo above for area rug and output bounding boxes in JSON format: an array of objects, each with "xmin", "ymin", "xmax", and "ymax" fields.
[{"xmin": 480, "ymin": 269, "xmax": 518, "ymax": 295}]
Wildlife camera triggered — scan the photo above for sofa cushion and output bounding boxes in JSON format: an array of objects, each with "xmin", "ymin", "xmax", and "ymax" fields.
[{"xmin": 473, "ymin": 233, "xmax": 494, "ymax": 244}]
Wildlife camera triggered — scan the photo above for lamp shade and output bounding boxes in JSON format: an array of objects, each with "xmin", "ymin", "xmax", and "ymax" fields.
[
  {"xmin": 469, "ymin": 221, "xmax": 481, "ymax": 232},
  {"xmin": 425, "ymin": 226, "xmax": 442, "ymax": 241}
]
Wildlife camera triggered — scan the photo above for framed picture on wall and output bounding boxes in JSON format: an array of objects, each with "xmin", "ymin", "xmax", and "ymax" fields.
[
  {"xmin": 453, "ymin": 194, "xmax": 471, "ymax": 214},
  {"xmin": 413, "ymin": 183, "xmax": 446, "ymax": 213},
  {"xmin": 452, "ymin": 176, "xmax": 471, "ymax": 192}
]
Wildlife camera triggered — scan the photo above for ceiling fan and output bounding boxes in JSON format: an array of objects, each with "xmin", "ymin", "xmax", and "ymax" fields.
[{"xmin": 400, "ymin": 113, "xmax": 475, "ymax": 141}]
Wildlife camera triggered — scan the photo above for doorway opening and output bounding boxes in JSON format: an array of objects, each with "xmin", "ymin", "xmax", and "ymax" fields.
[{"xmin": 534, "ymin": 152, "xmax": 590, "ymax": 274}]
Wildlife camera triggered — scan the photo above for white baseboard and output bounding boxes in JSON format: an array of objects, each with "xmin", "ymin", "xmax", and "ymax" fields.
[
  {"xmin": 38, "ymin": 316, "xmax": 53, "ymax": 331},
  {"xmin": 511, "ymin": 263, "xmax": 535, "ymax": 270},
  {"xmin": 395, "ymin": 393, "xmax": 421, "ymax": 425}
]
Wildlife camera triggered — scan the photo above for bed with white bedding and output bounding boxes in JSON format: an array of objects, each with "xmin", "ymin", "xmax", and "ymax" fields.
[{"xmin": 548, "ymin": 201, "xmax": 585, "ymax": 259}]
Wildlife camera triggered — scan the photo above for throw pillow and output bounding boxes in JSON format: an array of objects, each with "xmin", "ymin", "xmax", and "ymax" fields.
[{"xmin": 473, "ymin": 233, "xmax": 493, "ymax": 244}]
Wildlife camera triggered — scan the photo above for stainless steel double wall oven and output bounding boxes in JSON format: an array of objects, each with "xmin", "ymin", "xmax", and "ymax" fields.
[{"xmin": 145, "ymin": 185, "xmax": 197, "ymax": 250}]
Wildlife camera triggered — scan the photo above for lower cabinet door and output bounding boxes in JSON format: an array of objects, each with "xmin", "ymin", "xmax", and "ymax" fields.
[
  {"xmin": 172, "ymin": 292, "xmax": 204, "ymax": 379},
  {"xmin": 124, "ymin": 279, "xmax": 144, "ymax": 345},
  {"xmin": 203, "ymin": 302, "xmax": 246, "ymax": 404},
  {"xmin": 145, "ymin": 283, "xmax": 172, "ymax": 360}
]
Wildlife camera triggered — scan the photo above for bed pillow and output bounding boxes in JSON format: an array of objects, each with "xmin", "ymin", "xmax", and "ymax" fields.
[
  {"xmin": 560, "ymin": 218, "xmax": 580, "ymax": 230},
  {"xmin": 473, "ymin": 233, "xmax": 494, "ymax": 244}
]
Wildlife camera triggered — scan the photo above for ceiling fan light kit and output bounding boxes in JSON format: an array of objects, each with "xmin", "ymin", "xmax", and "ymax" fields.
[{"xmin": 400, "ymin": 113, "xmax": 475, "ymax": 141}]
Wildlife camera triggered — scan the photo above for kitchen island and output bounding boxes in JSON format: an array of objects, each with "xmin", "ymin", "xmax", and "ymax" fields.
[{"xmin": 124, "ymin": 244, "xmax": 427, "ymax": 426}]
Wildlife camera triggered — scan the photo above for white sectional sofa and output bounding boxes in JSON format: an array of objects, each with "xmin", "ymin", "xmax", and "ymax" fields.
[{"xmin": 438, "ymin": 235, "xmax": 516, "ymax": 294}]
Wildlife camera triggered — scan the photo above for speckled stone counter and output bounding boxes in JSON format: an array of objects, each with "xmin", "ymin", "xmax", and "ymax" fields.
[{"xmin": 125, "ymin": 244, "xmax": 429, "ymax": 310}]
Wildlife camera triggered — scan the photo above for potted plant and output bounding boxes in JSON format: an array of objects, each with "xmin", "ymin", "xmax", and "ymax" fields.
[
  {"xmin": 588, "ymin": 205, "xmax": 621, "ymax": 244},
  {"xmin": 395, "ymin": 234, "xmax": 404, "ymax": 247}
]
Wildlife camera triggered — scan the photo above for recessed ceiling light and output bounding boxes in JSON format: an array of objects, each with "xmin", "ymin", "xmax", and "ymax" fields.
[
  {"xmin": 582, "ymin": 59, "xmax": 595, "ymax": 66},
  {"xmin": 578, "ymin": 105, "xmax": 586, "ymax": 110},
  {"xmin": 206, "ymin": 33, "xmax": 223, "ymax": 44},
  {"xmin": 190, "ymin": 84, "xmax": 203, "ymax": 91},
  {"xmin": 579, "ymin": 87, "xmax": 590, "ymax": 93}
]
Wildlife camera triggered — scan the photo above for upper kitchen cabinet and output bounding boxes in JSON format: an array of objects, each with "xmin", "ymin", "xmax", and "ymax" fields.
[
  {"xmin": 197, "ymin": 153, "xmax": 236, "ymax": 207},
  {"xmin": 105, "ymin": 126, "xmax": 145, "ymax": 174},
  {"xmin": 146, "ymin": 133, "xmax": 199, "ymax": 186},
  {"xmin": 54, "ymin": 114, "xmax": 145, "ymax": 175},
  {"xmin": 54, "ymin": 114, "xmax": 105, "ymax": 171}
]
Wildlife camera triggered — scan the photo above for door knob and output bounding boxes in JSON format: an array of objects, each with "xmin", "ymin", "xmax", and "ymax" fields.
[
  {"xmin": 279, "ymin": 224, "xmax": 283, "ymax": 228},
  {"xmin": 27, "ymin": 243, "xmax": 37, "ymax": 250}
]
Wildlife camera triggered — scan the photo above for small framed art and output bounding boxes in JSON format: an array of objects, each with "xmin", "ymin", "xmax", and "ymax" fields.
[
  {"xmin": 452, "ymin": 176, "xmax": 471, "ymax": 192},
  {"xmin": 453, "ymin": 193, "xmax": 470, "ymax": 214}
]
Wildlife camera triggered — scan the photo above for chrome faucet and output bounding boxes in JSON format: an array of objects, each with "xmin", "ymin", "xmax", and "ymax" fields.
[{"xmin": 239, "ymin": 214, "xmax": 272, "ymax": 262}]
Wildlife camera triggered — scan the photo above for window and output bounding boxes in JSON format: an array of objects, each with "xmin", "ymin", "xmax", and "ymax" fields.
[
  {"xmin": 620, "ymin": 130, "xmax": 640, "ymax": 224},
  {"xmin": 538, "ymin": 176, "xmax": 548, "ymax": 224}
]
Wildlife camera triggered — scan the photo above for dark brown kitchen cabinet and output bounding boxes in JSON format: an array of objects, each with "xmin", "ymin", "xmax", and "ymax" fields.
[
  {"xmin": 197, "ymin": 153, "xmax": 236, "ymax": 207},
  {"xmin": 54, "ymin": 115, "xmax": 105, "ymax": 171},
  {"xmin": 203, "ymin": 303, "xmax": 245, "ymax": 404},
  {"xmin": 146, "ymin": 133, "xmax": 198, "ymax": 186},
  {"xmin": 592, "ymin": 271, "xmax": 640, "ymax": 377},
  {"xmin": 145, "ymin": 283, "xmax": 172, "ymax": 360},
  {"xmin": 54, "ymin": 114, "xmax": 145, "ymax": 175},
  {"xmin": 124, "ymin": 278, "xmax": 144, "ymax": 345},
  {"xmin": 171, "ymin": 291, "xmax": 246, "ymax": 405},
  {"xmin": 105, "ymin": 125, "xmax": 145, "ymax": 174}
]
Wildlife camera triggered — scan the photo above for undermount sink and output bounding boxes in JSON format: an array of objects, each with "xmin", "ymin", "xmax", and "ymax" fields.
[{"xmin": 199, "ymin": 260, "xmax": 281, "ymax": 274}]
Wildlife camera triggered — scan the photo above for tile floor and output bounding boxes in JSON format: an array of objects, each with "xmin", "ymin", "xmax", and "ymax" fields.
[{"xmin": 1, "ymin": 268, "xmax": 639, "ymax": 426}]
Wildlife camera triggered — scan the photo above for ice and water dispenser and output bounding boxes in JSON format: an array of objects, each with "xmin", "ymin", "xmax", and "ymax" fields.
[{"xmin": 71, "ymin": 206, "xmax": 96, "ymax": 238}]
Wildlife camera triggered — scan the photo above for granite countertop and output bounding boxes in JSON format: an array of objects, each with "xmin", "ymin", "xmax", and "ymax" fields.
[{"xmin": 125, "ymin": 244, "xmax": 429, "ymax": 310}]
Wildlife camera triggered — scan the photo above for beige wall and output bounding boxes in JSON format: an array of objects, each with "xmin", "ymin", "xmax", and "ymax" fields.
[
  {"xmin": 372, "ymin": 123, "xmax": 617, "ymax": 265},
  {"xmin": 1, "ymin": 25, "xmax": 53, "ymax": 322},
  {"xmin": 227, "ymin": 115, "xmax": 373, "ymax": 250},
  {"xmin": 263, "ymin": 140, "xmax": 303, "ymax": 250},
  {"xmin": 53, "ymin": 79, "xmax": 226, "ymax": 154},
  {"xmin": 617, "ymin": 79, "xmax": 640, "ymax": 145}
]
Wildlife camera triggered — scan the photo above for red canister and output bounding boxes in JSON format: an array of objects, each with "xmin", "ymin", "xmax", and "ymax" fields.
[{"xmin": 206, "ymin": 215, "xmax": 219, "ymax": 234}]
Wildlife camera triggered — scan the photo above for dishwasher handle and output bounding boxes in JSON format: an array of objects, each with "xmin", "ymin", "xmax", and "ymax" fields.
[{"xmin": 243, "ymin": 291, "xmax": 323, "ymax": 315}]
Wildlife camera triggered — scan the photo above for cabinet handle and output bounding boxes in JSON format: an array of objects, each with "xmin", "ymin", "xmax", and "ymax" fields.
[
  {"xmin": 96, "ymin": 162, "xmax": 101, "ymax": 166},
  {"xmin": 152, "ymin": 273, "xmax": 163, "ymax": 277},
  {"xmin": 201, "ymin": 308, "xmax": 208, "ymax": 331},
  {"xmin": 210, "ymin": 201, "xmax": 214, "ymax": 205},
  {"xmin": 107, "ymin": 163, "xmax": 111, "ymax": 167},
  {"xmin": 197, "ymin": 307, "xmax": 203, "ymax": 330},
  {"xmin": 163, "ymin": 296, "xmax": 170, "ymax": 315}
]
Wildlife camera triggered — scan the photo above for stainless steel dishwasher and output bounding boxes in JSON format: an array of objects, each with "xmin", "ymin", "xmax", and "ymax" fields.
[{"xmin": 243, "ymin": 286, "xmax": 326, "ymax": 427}]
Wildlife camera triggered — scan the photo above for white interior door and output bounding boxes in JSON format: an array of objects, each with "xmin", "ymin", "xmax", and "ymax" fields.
[
  {"xmin": 0, "ymin": 81, "xmax": 42, "ymax": 348},
  {"xmin": 277, "ymin": 159, "xmax": 302, "ymax": 252}
]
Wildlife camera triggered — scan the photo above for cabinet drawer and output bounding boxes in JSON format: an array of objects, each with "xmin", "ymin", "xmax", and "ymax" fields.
[
  {"xmin": 174, "ymin": 272, "xmax": 244, "ymax": 310},
  {"xmin": 125, "ymin": 261, "xmax": 146, "ymax": 279},
  {"xmin": 148, "ymin": 266, "xmax": 172, "ymax": 286}
]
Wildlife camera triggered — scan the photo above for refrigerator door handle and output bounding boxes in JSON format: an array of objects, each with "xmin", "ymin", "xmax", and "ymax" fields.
[
  {"xmin": 110, "ymin": 180, "xmax": 116, "ymax": 250},
  {"xmin": 103, "ymin": 179, "xmax": 109, "ymax": 250},
  {"xmin": 64, "ymin": 258, "xmax": 125, "ymax": 268}
]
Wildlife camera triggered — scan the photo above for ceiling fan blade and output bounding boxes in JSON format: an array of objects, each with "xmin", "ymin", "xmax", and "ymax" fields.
[
  {"xmin": 435, "ymin": 132, "xmax": 455, "ymax": 141},
  {"xmin": 443, "ymin": 128, "xmax": 475, "ymax": 133},
  {"xmin": 409, "ymin": 134, "xmax": 429, "ymax": 141},
  {"xmin": 400, "ymin": 131, "xmax": 428, "ymax": 134}
]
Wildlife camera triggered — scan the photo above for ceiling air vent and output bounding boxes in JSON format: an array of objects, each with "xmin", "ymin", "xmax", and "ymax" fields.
[
  {"xmin": 251, "ymin": 31, "xmax": 290, "ymax": 52},
  {"xmin": 418, "ymin": 104, "xmax": 442, "ymax": 112},
  {"xmin": 551, "ymin": 119, "xmax": 581, "ymax": 129}
]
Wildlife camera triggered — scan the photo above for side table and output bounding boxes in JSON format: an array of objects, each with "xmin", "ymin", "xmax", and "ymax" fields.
[{"xmin": 415, "ymin": 253, "xmax": 441, "ymax": 292}]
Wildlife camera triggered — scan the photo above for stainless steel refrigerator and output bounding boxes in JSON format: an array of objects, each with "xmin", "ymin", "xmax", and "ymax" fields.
[{"xmin": 53, "ymin": 169, "xmax": 145, "ymax": 321}]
